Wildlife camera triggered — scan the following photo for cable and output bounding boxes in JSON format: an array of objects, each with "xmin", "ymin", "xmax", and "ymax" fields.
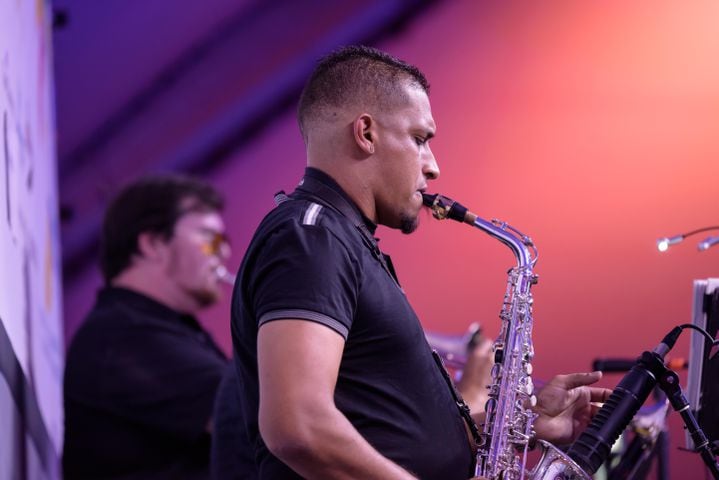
[
  {"xmin": 678, "ymin": 323, "xmax": 719, "ymax": 347},
  {"xmin": 567, "ymin": 323, "xmax": 719, "ymax": 475},
  {"xmin": 682, "ymin": 227, "xmax": 719, "ymax": 238}
]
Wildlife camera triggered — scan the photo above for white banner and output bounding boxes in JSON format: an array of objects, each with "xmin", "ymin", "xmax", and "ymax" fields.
[{"xmin": 0, "ymin": 0, "xmax": 63, "ymax": 477}]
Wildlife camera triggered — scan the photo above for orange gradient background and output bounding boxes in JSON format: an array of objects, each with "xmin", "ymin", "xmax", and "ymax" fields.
[{"xmin": 64, "ymin": 1, "xmax": 719, "ymax": 477}]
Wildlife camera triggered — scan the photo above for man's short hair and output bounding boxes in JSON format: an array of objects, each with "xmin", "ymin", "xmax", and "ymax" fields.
[
  {"xmin": 297, "ymin": 45, "xmax": 430, "ymax": 139},
  {"xmin": 100, "ymin": 174, "xmax": 224, "ymax": 282}
]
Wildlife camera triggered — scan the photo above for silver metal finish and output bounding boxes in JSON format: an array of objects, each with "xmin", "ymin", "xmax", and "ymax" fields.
[
  {"xmin": 698, "ymin": 235, "xmax": 719, "ymax": 251},
  {"xmin": 469, "ymin": 215, "xmax": 537, "ymax": 480},
  {"xmin": 530, "ymin": 441, "xmax": 592, "ymax": 480},
  {"xmin": 424, "ymin": 193, "xmax": 591, "ymax": 480}
]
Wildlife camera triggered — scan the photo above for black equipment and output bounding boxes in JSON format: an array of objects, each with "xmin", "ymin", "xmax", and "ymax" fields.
[{"xmin": 569, "ymin": 326, "xmax": 719, "ymax": 479}]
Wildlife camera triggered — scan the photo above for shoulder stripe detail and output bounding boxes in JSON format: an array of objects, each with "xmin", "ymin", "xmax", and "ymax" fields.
[
  {"xmin": 302, "ymin": 203, "xmax": 322, "ymax": 225},
  {"xmin": 258, "ymin": 309, "xmax": 349, "ymax": 339}
]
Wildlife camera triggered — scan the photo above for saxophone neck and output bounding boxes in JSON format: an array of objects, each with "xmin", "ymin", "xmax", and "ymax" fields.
[{"xmin": 422, "ymin": 192, "xmax": 537, "ymax": 268}]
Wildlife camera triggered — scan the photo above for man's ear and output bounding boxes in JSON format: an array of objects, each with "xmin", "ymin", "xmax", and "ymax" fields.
[
  {"xmin": 353, "ymin": 114, "xmax": 375, "ymax": 155},
  {"xmin": 136, "ymin": 232, "xmax": 167, "ymax": 263}
]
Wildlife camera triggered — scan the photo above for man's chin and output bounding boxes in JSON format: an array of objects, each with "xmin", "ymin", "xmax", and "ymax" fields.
[
  {"xmin": 400, "ymin": 213, "xmax": 419, "ymax": 234},
  {"xmin": 191, "ymin": 288, "xmax": 221, "ymax": 308}
]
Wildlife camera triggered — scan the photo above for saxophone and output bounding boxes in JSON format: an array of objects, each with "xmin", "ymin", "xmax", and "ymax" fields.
[{"xmin": 422, "ymin": 193, "xmax": 590, "ymax": 480}]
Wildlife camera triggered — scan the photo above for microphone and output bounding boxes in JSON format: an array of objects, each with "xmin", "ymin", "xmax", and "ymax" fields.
[
  {"xmin": 698, "ymin": 235, "xmax": 719, "ymax": 251},
  {"xmin": 567, "ymin": 328, "xmax": 682, "ymax": 474}
]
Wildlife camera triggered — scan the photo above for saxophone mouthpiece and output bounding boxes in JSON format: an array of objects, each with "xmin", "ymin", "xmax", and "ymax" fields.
[
  {"xmin": 214, "ymin": 265, "xmax": 237, "ymax": 286},
  {"xmin": 420, "ymin": 192, "xmax": 438, "ymax": 207},
  {"xmin": 422, "ymin": 193, "xmax": 475, "ymax": 224}
]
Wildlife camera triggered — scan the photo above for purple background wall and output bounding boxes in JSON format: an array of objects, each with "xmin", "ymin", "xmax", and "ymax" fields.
[{"xmin": 57, "ymin": 1, "xmax": 719, "ymax": 477}]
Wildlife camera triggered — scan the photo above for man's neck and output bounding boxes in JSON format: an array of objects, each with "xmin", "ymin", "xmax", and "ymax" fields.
[
  {"xmin": 306, "ymin": 162, "xmax": 377, "ymax": 224},
  {"xmin": 111, "ymin": 269, "xmax": 198, "ymax": 315}
]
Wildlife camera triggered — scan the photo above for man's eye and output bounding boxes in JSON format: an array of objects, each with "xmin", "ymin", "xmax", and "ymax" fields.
[{"xmin": 415, "ymin": 136, "xmax": 427, "ymax": 146}]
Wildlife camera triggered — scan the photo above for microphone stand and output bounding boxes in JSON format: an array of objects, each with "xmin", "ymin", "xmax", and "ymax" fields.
[
  {"xmin": 593, "ymin": 356, "xmax": 684, "ymax": 480},
  {"xmin": 606, "ymin": 386, "xmax": 667, "ymax": 480},
  {"xmin": 648, "ymin": 354, "xmax": 719, "ymax": 478},
  {"xmin": 568, "ymin": 349, "xmax": 719, "ymax": 479}
]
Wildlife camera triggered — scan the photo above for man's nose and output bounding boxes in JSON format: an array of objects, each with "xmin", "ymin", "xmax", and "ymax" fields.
[{"xmin": 423, "ymin": 150, "xmax": 440, "ymax": 180}]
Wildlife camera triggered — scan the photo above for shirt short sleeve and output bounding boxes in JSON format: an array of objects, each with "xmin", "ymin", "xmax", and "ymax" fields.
[{"xmin": 248, "ymin": 220, "xmax": 361, "ymax": 339}]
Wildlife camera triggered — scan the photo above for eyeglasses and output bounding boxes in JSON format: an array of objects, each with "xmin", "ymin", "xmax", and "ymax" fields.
[{"xmin": 199, "ymin": 230, "xmax": 231, "ymax": 257}]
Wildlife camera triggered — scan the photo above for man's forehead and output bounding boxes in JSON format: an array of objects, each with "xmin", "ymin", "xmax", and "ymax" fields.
[
  {"xmin": 397, "ymin": 81, "xmax": 429, "ymax": 103},
  {"xmin": 176, "ymin": 206, "xmax": 224, "ymax": 230},
  {"xmin": 401, "ymin": 85, "xmax": 435, "ymax": 128}
]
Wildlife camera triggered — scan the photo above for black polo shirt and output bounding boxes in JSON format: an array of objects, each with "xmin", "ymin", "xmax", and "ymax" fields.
[
  {"xmin": 210, "ymin": 363, "xmax": 257, "ymax": 480},
  {"xmin": 230, "ymin": 168, "xmax": 473, "ymax": 479},
  {"xmin": 63, "ymin": 287, "xmax": 228, "ymax": 479}
]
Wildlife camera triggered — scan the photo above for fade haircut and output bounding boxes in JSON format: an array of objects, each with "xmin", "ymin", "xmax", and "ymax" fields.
[
  {"xmin": 100, "ymin": 174, "xmax": 224, "ymax": 283},
  {"xmin": 297, "ymin": 45, "xmax": 430, "ymax": 140}
]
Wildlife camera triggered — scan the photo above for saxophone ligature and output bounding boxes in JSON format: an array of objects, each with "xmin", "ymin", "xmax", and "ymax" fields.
[{"xmin": 422, "ymin": 193, "xmax": 590, "ymax": 480}]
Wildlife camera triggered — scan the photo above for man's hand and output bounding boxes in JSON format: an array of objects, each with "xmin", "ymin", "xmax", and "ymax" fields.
[{"xmin": 532, "ymin": 371, "xmax": 612, "ymax": 445}]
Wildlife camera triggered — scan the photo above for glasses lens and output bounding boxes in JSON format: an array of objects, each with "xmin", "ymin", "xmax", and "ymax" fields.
[{"xmin": 200, "ymin": 231, "xmax": 229, "ymax": 256}]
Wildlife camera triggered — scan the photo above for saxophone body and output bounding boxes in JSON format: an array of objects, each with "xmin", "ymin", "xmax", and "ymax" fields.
[{"xmin": 422, "ymin": 193, "xmax": 590, "ymax": 480}]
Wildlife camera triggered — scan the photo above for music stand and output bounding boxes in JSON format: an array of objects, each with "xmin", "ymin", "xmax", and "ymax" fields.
[{"xmin": 686, "ymin": 278, "xmax": 719, "ymax": 452}]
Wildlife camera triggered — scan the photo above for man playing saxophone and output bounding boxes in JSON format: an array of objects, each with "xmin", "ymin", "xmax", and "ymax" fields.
[{"xmin": 223, "ymin": 45, "xmax": 610, "ymax": 479}]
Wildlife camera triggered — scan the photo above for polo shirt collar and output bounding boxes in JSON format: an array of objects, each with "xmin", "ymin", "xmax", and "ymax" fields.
[{"xmin": 301, "ymin": 167, "xmax": 377, "ymax": 235}]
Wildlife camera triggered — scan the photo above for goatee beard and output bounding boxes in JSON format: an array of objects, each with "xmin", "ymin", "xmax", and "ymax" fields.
[
  {"xmin": 189, "ymin": 288, "xmax": 219, "ymax": 308},
  {"xmin": 400, "ymin": 214, "xmax": 419, "ymax": 234}
]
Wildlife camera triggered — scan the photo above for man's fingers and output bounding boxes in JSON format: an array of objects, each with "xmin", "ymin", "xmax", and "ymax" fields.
[
  {"xmin": 552, "ymin": 371, "xmax": 603, "ymax": 389},
  {"xmin": 589, "ymin": 386, "xmax": 612, "ymax": 403}
]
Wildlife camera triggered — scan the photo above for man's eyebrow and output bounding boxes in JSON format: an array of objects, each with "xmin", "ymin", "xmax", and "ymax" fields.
[{"xmin": 198, "ymin": 226, "xmax": 225, "ymax": 234}]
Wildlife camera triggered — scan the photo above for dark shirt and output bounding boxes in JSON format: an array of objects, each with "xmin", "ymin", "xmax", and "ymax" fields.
[
  {"xmin": 63, "ymin": 287, "xmax": 228, "ymax": 479},
  {"xmin": 230, "ymin": 168, "xmax": 473, "ymax": 479},
  {"xmin": 210, "ymin": 363, "xmax": 257, "ymax": 480}
]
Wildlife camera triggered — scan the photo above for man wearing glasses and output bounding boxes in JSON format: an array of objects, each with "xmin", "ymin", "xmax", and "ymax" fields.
[{"xmin": 63, "ymin": 175, "xmax": 232, "ymax": 479}]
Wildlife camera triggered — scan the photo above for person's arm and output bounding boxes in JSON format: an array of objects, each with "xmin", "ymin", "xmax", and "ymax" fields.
[{"xmin": 258, "ymin": 319, "xmax": 416, "ymax": 480}]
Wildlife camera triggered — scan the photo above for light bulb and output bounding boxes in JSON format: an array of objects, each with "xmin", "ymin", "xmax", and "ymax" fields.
[{"xmin": 656, "ymin": 235, "xmax": 683, "ymax": 252}]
